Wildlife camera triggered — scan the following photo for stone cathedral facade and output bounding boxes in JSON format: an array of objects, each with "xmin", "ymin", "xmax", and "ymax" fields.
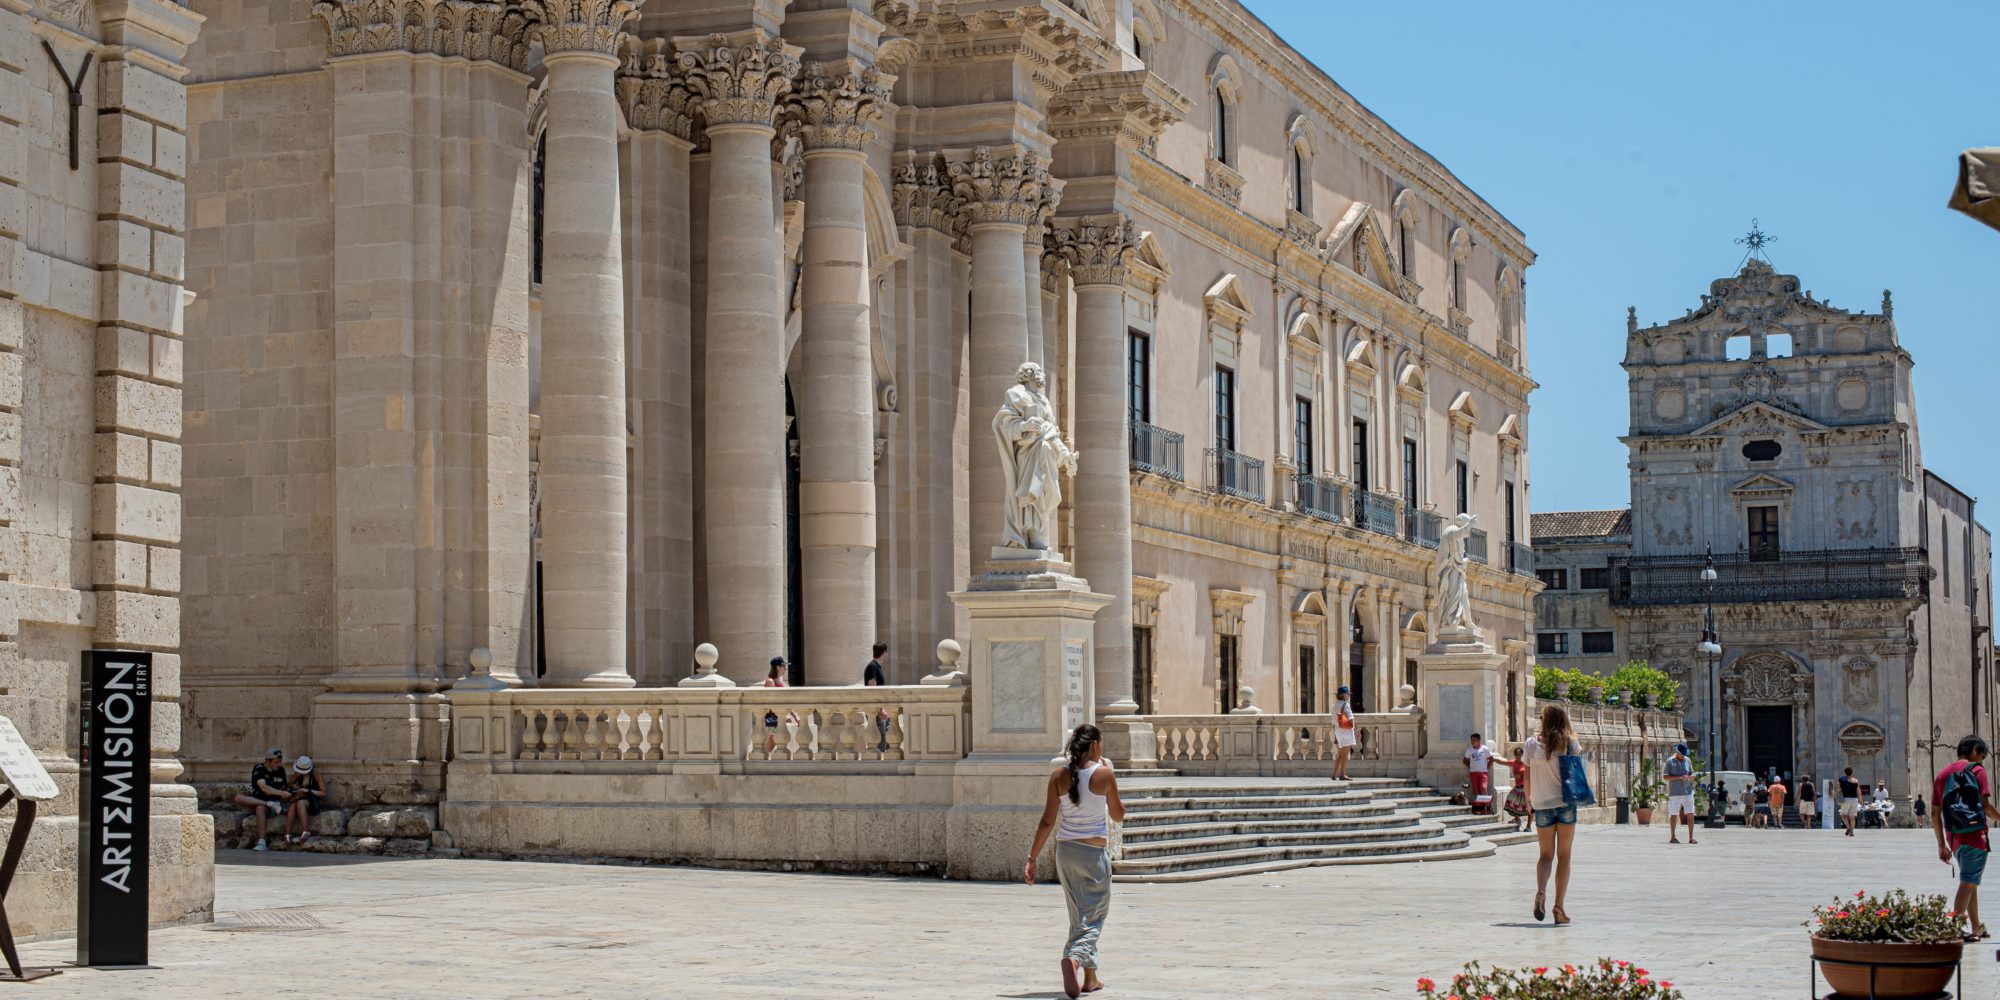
[{"xmin": 1535, "ymin": 259, "xmax": 1995, "ymax": 811}]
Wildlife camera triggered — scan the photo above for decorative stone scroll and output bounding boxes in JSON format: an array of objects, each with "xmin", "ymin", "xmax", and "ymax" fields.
[
  {"xmin": 519, "ymin": 0, "xmax": 638, "ymax": 56},
  {"xmin": 791, "ymin": 62, "xmax": 892, "ymax": 152},
  {"xmin": 312, "ymin": 0, "xmax": 533, "ymax": 69},
  {"xmin": 949, "ymin": 146, "xmax": 1052, "ymax": 227},
  {"xmin": 615, "ymin": 40, "xmax": 697, "ymax": 141},
  {"xmin": 673, "ymin": 31, "xmax": 802, "ymax": 128},
  {"xmin": 1049, "ymin": 214, "xmax": 1138, "ymax": 287}
]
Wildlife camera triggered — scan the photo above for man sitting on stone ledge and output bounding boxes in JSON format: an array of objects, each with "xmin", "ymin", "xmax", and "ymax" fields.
[{"xmin": 231, "ymin": 747, "xmax": 292, "ymax": 852}]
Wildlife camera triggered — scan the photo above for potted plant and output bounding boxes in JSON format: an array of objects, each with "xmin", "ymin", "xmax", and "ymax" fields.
[
  {"xmin": 1417, "ymin": 959, "xmax": 1683, "ymax": 999},
  {"xmin": 1807, "ymin": 889, "xmax": 1964, "ymax": 998},
  {"xmin": 1630, "ymin": 757, "xmax": 1662, "ymax": 825}
]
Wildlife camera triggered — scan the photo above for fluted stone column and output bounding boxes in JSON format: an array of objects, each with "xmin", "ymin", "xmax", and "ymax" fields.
[
  {"xmin": 795, "ymin": 63, "xmax": 890, "ymax": 682},
  {"xmin": 950, "ymin": 148, "xmax": 1049, "ymax": 558},
  {"xmin": 1054, "ymin": 216, "xmax": 1141, "ymax": 714},
  {"xmin": 527, "ymin": 0, "xmax": 639, "ymax": 687},
  {"xmin": 676, "ymin": 31, "xmax": 800, "ymax": 680}
]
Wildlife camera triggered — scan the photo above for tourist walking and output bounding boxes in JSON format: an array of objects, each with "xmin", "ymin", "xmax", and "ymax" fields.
[
  {"xmin": 1766, "ymin": 775, "xmax": 1788, "ymax": 830},
  {"xmin": 231, "ymin": 747, "xmax": 293, "ymax": 852},
  {"xmin": 863, "ymin": 642, "xmax": 888, "ymax": 686},
  {"xmin": 1026, "ymin": 724, "xmax": 1126, "ymax": 998},
  {"xmin": 763, "ymin": 657, "xmax": 788, "ymax": 687},
  {"xmin": 1932, "ymin": 736, "xmax": 2000, "ymax": 941},
  {"xmin": 1663, "ymin": 743, "xmax": 1698, "ymax": 845},
  {"xmin": 1521, "ymin": 704, "xmax": 1583, "ymax": 926},
  {"xmin": 1839, "ymin": 768, "xmax": 1862, "ymax": 835},
  {"xmin": 1798, "ymin": 777, "xmax": 1818, "ymax": 829},
  {"xmin": 1463, "ymin": 733, "xmax": 1495, "ymax": 813},
  {"xmin": 1750, "ymin": 780, "xmax": 1770, "ymax": 829},
  {"xmin": 1330, "ymin": 685, "xmax": 1356, "ymax": 781}
]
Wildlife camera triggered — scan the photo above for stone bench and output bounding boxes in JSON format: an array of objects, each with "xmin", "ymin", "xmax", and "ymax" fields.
[{"xmin": 202, "ymin": 789, "xmax": 439, "ymax": 855}]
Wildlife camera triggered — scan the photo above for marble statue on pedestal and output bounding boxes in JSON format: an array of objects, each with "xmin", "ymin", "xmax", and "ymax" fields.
[
  {"xmin": 992, "ymin": 362, "xmax": 1076, "ymax": 551},
  {"xmin": 1436, "ymin": 512, "xmax": 1478, "ymax": 638}
]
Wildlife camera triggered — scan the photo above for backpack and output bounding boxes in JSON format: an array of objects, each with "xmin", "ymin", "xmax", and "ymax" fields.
[{"xmin": 1941, "ymin": 765, "xmax": 1988, "ymax": 837}]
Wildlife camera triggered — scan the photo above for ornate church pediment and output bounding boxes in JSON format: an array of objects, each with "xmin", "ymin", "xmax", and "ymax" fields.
[{"xmin": 1688, "ymin": 399, "xmax": 1829, "ymax": 438}]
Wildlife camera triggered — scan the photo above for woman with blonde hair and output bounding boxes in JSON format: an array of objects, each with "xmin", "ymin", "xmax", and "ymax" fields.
[
  {"xmin": 1520, "ymin": 703, "xmax": 1583, "ymax": 925},
  {"xmin": 1026, "ymin": 724, "xmax": 1126, "ymax": 997}
]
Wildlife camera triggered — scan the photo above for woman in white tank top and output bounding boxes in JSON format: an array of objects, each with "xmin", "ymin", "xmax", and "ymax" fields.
[{"xmin": 1026, "ymin": 724, "xmax": 1126, "ymax": 998}]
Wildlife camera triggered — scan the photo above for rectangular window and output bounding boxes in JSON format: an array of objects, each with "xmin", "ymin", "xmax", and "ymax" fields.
[
  {"xmin": 1451, "ymin": 257, "xmax": 1464, "ymax": 309},
  {"xmin": 1536, "ymin": 632, "xmax": 1568, "ymax": 655},
  {"xmin": 1748, "ymin": 505, "xmax": 1780, "ymax": 561},
  {"xmin": 1536, "ymin": 568, "xmax": 1568, "ymax": 590},
  {"xmin": 1127, "ymin": 332, "xmax": 1150, "ymax": 425},
  {"xmin": 1455, "ymin": 460, "xmax": 1469, "ymax": 515},
  {"xmin": 1297, "ymin": 645, "xmax": 1316, "ymax": 714},
  {"xmin": 1133, "ymin": 626, "xmax": 1155, "ymax": 715},
  {"xmin": 1294, "ymin": 396, "xmax": 1314, "ymax": 476},
  {"xmin": 1579, "ymin": 567, "xmax": 1611, "ymax": 591},
  {"xmin": 1216, "ymin": 633, "xmax": 1241, "ymax": 713},
  {"xmin": 1397, "ymin": 220, "xmax": 1412, "ymax": 277},
  {"xmin": 1942, "ymin": 529, "xmax": 1951, "ymax": 600},
  {"xmin": 1213, "ymin": 365, "xmax": 1236, "ymax": 451},
  {"xmin": 1582, "ymin": 631, "xmax": 1616, "ymax": 655},
  {"xmin": 1352, "ymin": 419, "xmax": 1370, "ymax": 488},
  {"xmin": 1402, "ymin": 438, "xmax": 1419, "ymax": 508},
  {"xmin": 1505, "ymin": 482, "xmax": 1517, "ymax": 548}
]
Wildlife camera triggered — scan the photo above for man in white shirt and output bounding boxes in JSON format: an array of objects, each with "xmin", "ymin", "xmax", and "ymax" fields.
[{"xmin": 1463, "ymin": 733, "xmax": 1496, "ymax": 813}]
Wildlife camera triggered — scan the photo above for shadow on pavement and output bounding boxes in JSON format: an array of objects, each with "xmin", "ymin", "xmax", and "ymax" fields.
[{"xmin": 215, "ymin": 849, "xmax": 425, "ymax": 870}]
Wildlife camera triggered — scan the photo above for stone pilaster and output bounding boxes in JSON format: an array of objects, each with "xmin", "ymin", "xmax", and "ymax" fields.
[
  {"xmin": 524, "ymin": 0, "xmax": 639, "ymax": 687},
  {"xmin": 675, "ymin": 29, "xmax": 800, "ymax": 682},
  {"xmin": 616, "ymin": 42, "xmax": 696, "ymax": 684},
  {"xmin": 1051, "ymin": 215, "xmax": 1139, "ymax": 714},
  {"xmin": 794, "ymin": 62, "xmax": 889, "ymax": 682},
  {"xmin": 950, "ymin": 147, "xmax": 1049, "ymax": 558}
]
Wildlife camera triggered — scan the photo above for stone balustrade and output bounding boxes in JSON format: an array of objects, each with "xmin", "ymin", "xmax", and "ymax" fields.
[
  {"xmin": 450, "ymin": 684, "xmax": 972, "ymax": 767},
  {"xmin": 1140, "ymin": 711, "xmax": 1427, "ymax": 779}
]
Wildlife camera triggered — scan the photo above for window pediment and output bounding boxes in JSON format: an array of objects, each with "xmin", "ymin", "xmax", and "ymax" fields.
[
  {"xmin": 1730, "ymin": 472, "xmax": 1794, "ymax": 498},
  {"xmin": 1204, "ymin": 273, "xmax": 1252, "ymax": 327}
]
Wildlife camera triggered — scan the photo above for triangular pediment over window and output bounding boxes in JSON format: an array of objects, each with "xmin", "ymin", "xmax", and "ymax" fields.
[
  {"xmin": 1323, "ymin": 202, "xmax": 1413, "ymax": 303},
  {"xmin": 1689, "ymin": 400, "xmax": 1830, "ymax": 437},
  {"xmin": 1204, "ymin": 273, "xmax": 1252, "ymax": 325},
  {"xmin": 1729, "ymin": 473, "xmax": 1795, "ymax": 496}
]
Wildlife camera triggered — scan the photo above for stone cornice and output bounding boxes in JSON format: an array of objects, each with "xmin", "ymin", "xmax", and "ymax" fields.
[
  {"xmin": 519, "ymin": 0, "xmax": 637, "ymax": 57},
  {"xmin": 672, "ymin": 29, "xmax": 802, "ymax": 129},
  {"xmin": 311, "ymin": 0, "xmax": 532, "ymax": 70},
  {"xmin": 1046, "ymin": 69, "xmax": 1190, "ymax": 148},
  {"xmin": 879, "ymin": 2, "xmax": 1109, "ymax": 100},
  {"xmin": 791, "ymin": 61, "xmax": 893, "ymax": 153},
  {"xmin": 1049, "ymin": 214, "xmax": 1138, "ymax": 287},
  {"xmin": 948, "ymin": 146, "xmax": 1052, "ymax": 227},
  {"xmin": 615, "ymin": 39, "xmax": 696, "ymax": 142}
]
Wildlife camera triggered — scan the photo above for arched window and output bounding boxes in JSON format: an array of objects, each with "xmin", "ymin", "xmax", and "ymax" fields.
[
  {"xmin": 1391, "ymin": 189, "xmax": 1417, "ymax": 279},
  {"xmin": 1214, "ymin": 86, "xmax": 1232, "ymax": 165},
  {"xmin": 1208, "ymin": 55, "xmax": 1241, "ymax": 169},
  {"xmin": 1292, "ymin": 148, "xmax": 1306, "ymax": 211},
  {"xmin": 1286, "ymin": 116, "xmax": 1314, "ymax": 217},
  {"xmin": 1448, "ymin": 227, "xmax": 1471, "ymax": 311}
]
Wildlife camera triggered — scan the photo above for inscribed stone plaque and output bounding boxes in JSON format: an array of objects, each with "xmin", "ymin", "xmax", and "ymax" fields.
[
  {"xmin": 1438, "ymin": 683, "xmax": 1474, "ymax": 743},
  {"xmin": 991, "ymin": 641, "xmax": 1045, "ymax": 732},
  {"xmin": 1060, "ymin": 643, "xmax": 1086, "ymax": 737},
  {"xmin": 0, "ymin": 717, "xmax": 56, "ymax": 801}
]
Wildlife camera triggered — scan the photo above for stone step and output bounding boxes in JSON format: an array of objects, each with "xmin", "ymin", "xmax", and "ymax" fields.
[
  {"xmin": 1121, "ymin": 790, "xmax": 1413, "ymax": 813},
  {"xmin": 1118, "ymin": 777, "xmax": 1415, "ymax": 797},
  {"xmin": 1112, "ymin": 836, "xmax": 1499, "ymax": 884},
  {"xmin": 1114, "ymin": 767, "xmax": 1183, "ymax": 778},
  {"xmin": 1122, "ymin": 801, "xmax": 1403, "ymax": 828},
  {"xmin": 1111, "ymin": 828, "xmax": 1477, "ymax": 880},
  {"xmin": 1118, "ymin": 821, "xmax": 1445, "ymax": 860},
  {"xmin": 1123, "ymin": 811, "xmax": 1416, "ymax": 842}
]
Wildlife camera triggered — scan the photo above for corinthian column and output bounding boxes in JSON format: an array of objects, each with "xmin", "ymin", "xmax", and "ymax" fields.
[
  {"xmin": 1053, "ymin": 215, "xmax": 1141, "ymax": 714},
  {"xmin": 524, "ymin": 0, "xmax": 639, "ymax": 687},
  {"xmin": 675, "ymin": 31, "xmax": 801, "ymax": 681},
  {"xmin": 950, "ymin": 148, "xmax": 1050, "ymax": 558},
  {"xmin": 794, "ymin": 63, "xmax": 891, "ymax": 682}
]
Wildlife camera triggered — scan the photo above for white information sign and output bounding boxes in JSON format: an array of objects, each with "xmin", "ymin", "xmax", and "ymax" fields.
[{"xmin": 0, "ymin": 716, "xmax": 58, "ymax": 801}]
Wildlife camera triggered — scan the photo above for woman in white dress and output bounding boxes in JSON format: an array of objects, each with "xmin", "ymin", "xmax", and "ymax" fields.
[{"xmin": 1330, "ymin": 685, "xmax": 1356, "ymax": 781}]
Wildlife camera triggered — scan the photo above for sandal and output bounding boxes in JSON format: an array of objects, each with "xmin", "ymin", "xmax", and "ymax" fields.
[
  {"xmin": 1553, "ymin": 905, "xmax": 1571, "ymax": 926},
  {"xmin": 1533, "ymin": 892, "xmax": 1545, "ymax": 922}
]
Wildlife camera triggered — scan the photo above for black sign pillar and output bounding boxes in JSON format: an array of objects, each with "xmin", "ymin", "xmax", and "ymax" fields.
[{"xmin": 78, "ymin": 651, "xmax": 151, "ymax": 968}]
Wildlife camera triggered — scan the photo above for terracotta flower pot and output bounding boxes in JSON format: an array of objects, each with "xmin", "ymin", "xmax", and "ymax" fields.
[
  {"xmin": 1634, "ymin": 806, "xmax": 1653, "ymax": 825},
  {"xmin": 1810, "ymin": 936, "xmax": 1962, "ymax": 998}
]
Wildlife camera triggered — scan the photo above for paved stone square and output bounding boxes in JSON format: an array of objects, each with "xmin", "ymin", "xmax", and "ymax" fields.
[{"xmin": 25, "ymin": 826, "xmax": 1998, "ymax": 998}]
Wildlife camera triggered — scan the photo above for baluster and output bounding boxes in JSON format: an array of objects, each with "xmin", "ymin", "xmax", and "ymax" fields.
[
  {"xmin": 543, "ymin": 710, "xmax": 567, "ymax": 759},
  {"xmin": 517, "ymin": 710, "xmax": 540, "ymax": 760},
  {"xmin": 614, "ymin": 710, "xmax": 636, "ymax": 760},
  {"xmin": 1168, "ymin": 727, "xmax": 1186, "ymax": 761},
  {"xmin": 885, "ymin": 707, "xmax": 906, "ymax": 760},
  {"xmin": 577, "ymin": 710, "xmax": 601, "ymax": 759},
  {"xmin": 844, "ymin": 708, "xmax": 866, "ymax": 759},
  {"xmin": 1203, "ymin": 726, "xmax": 1219, "ymax": 761},
  {"xmin": 809, "ymin": 709, "xmax": 829, "ymax": 760},
  {"xmin": 633, "ymin": 708, "xmax": 656, "ymax": 760},
  {"xmin": 1192, "ymin": 727, "xmax": 1207, "ymax": 761}
]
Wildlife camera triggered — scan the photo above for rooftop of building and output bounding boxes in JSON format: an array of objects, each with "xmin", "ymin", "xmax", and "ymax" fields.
[{"xmin": 1530, "ymin": 509, "xmax": 1632, "ymax": 542}]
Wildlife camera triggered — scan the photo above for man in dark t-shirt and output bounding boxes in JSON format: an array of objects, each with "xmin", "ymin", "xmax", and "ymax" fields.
[
  {"xmin": 863, "ymin": 642, "xmax": 888, "ymax": 686},
  {"xmin": 231, "ymin": 748, "xmax": 293, "ymax": 851},
  {"xmin": 1839, "ymin": 768, "xmax": 1862, "ymax": 836}
]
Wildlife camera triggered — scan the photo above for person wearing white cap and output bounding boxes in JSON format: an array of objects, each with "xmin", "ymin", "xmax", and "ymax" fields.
[
  {"xmin": 232, "ymin": 748, "xmax": 292, "ymax": 851},
  {"xmin": 283, "ymin": 755, "xmax": 330, "ymax": 847}
]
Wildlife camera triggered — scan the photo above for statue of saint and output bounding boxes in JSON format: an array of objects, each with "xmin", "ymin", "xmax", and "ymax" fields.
[
  {"xmin": 1436, "ymin": 512, "xmax": 1478, "ymax": 635},
  {"xmin": 992, "ymin": 362, "xmax": 1076, "ymax": 551}
]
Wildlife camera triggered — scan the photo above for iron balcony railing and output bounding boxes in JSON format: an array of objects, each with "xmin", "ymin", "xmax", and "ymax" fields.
[
  {"xmin": 1508, "ymin": 541, "xmax": 1535, "ymax": 577},
  {"xmin": 1130, "ymin": 420, "xmax": 1184, "ymax": 481},
  {"xmin": 1204, "ymin": 447, "xmax": 1265, "ymax": 503},
  {"xmin": 1294, "ymin": 474, "xmax": 1345, "ymax": 523},
  {"xmin": 1609, "ymin": 547, "xmax": 1931, "ymax": 606},
  {"xmin": 1465, "ymin": 527, "xmax": 1489, "ymax": 565},
  {"xmin": 1353, "ymin": 489, "xmax": 1400, "ymax": 537},
  {"xmin": 1405, "ymin": 507, "xmax": 1443, "ymax": 549}
]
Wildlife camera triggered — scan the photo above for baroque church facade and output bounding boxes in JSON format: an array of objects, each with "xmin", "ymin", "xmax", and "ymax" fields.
[{"xmin": 1535, "ymin": 258, "xmax": 1995, "ymax": 810}]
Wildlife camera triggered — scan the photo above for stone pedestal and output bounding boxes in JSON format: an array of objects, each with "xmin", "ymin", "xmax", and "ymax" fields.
[{"xmin": 1415, "ymin": 631, "xmax": 1509, "ymax": 792}]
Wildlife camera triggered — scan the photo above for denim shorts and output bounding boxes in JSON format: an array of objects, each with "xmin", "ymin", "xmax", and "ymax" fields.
[
  {"xmin": 1957, "ymin": 846, "xmax": 1988, "ymax": 886},
  {"xmin": 1533, "ymin": 803, "xmax": 1577, "ymax": 828}
]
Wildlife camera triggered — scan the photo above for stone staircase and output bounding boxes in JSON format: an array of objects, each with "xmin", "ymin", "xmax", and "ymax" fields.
[{"xmin": 1111, "ymin": 775, "xmax": 1535, "ymax": 883}]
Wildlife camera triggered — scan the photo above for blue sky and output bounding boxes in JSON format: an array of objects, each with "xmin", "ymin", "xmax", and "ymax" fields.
[{"xmin": 1243, "ymin": 2, "xmax": 2000, "ymax": 516}]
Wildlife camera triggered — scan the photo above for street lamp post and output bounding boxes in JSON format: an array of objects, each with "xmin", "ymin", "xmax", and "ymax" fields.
[{"xmin": 1697, "ymin": 550, "xmax": 1725, "ymax": 828}]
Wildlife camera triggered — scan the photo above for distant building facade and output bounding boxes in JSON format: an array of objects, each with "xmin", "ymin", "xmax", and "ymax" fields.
[{"xmin": 1535, "ymin": 259, "xmax": 1995, "ymax": 809}]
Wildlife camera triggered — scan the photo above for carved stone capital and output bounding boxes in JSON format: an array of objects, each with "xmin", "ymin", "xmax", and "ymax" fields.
[
  {"xmin": 519, "ymin": 0, "xmax": 637, "ymax": 57},
  {"xmin": 615, "ymin": 40, "xmax": 697, "ymax": 142},
  {"xmin": 791, "ymin": 62, "xmax": 893, "ymax": 152},
  {"xmin": 673, "ymin": 30, "xmax": 802, "ymax": 130},
  {"xmin": 891, "ymin": 154, "xmax": 966, "ymax": 237},
  {"xmin": 1050, "ymin": 214, "xmax": 1138, "ymax": 287},
  {"xmin": 948, "ymin": 146, "xmax": 1052, "ymax": 228},
  {"xmin": 311, "ymin": 0, "xmax": 533, "ymax": 70}
]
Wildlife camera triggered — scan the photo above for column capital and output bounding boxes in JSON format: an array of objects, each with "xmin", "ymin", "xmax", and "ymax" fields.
[
  {"xmin": 616, "ymin": 43, "xmax": 697, "ymax": 142},
  {"xmin": 792, "ymin": 61, "xmax": 893, "ymax": 153},
  {"xmin": 1050, "ymin": 214, "xmax": 1138, "ymax": 287},
  {"xmin": 519, "ymin": 0, "xmax": 637, "ymax": 57},
  {"xmin": 312, "ymin": 0, "xmax": 533, "ymax": 70},
  {"xmin": 948, "ymin": 146, "xmax": 1053, "ymax": 228},
  {"xmin": 673, "ymin": 30, "xmax": 802, "ymax": 130}
]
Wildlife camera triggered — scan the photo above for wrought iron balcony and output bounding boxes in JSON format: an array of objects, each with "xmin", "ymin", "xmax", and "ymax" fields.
[
  {"xmin": 1353, "ymin": 489, "xmax": 1400, "ymax": 537},
  {"xmin": 1203, "ymin": 447, "xmax": 1265, "ymax": 503},
  {"xmin": 1405, "ymin": 507, "xmax": 1443, "ymax": 549},
  {"xmin": 1130, "ymin": 420, "xmax": 1184, "ymax": 481},
  {"xmin": 1465, "ymin": 527, "xmax": 1489, "ymax": 565},
  {"xmin": 1508, "ymin": 542, "xmax": 1535, "ymax": 578},
  {"xmin": 1608, "ymin": 547, "xmax": 1931, "ymax": 606},
  {"xmin": 1294, "ymin": 474, "xmax": 1345, "ymax": 523}
]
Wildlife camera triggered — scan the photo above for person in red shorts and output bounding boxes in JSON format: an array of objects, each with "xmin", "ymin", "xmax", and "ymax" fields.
[{"xmin": 1933, "ymin": 735, "xmax": 2000, "ymax": 941}]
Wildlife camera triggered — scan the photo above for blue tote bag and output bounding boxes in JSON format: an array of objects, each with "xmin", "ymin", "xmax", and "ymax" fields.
[{"xmin": 1558, "ymin": 750, "xmax": 1596, "ymax": 807}]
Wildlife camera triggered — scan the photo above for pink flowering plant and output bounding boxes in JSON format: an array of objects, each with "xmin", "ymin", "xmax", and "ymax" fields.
[
  {"xmin": 1806, "ymin": 888, "xmax": 1961, "ymax": 943},
  {"xmin": 1415, "ymin": 959, "xmax": 1682, "ymax": 999}
]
